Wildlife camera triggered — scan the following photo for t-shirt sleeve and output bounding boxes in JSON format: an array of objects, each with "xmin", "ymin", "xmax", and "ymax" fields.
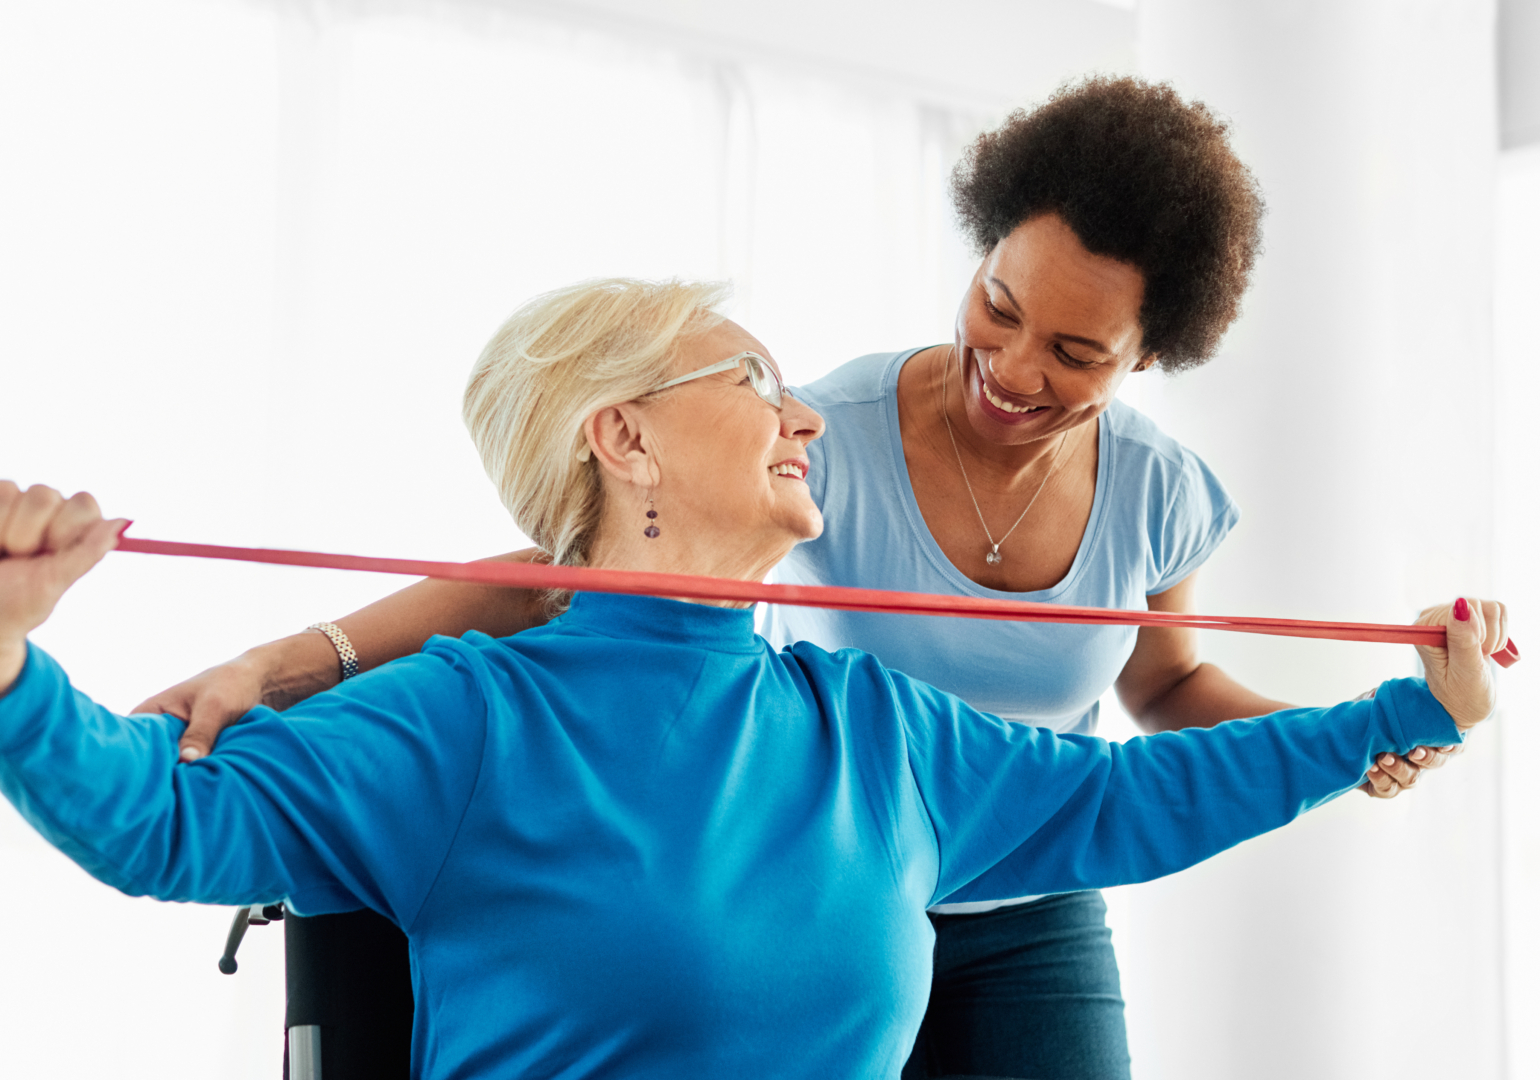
[
  {"xmin": 1147, "ymin": 446, "xmax": 1241, "ymax": 595},
  {"xmin": 888, "ymin": 666, "xmax": 1460, "ymax": 906},
  {"xmin": 0, "ymin": 640, "xmax": 491, "ymax": 927}
]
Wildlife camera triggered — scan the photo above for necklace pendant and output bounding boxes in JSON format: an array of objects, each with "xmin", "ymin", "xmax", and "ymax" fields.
[{"xmin": 985, "ymin": 547, "xmax": 1002, "ymax": 566}]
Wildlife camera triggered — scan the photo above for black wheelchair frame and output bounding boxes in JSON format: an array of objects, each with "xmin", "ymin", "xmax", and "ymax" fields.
[{"xmin": 221, "ymin": 906, "xmax": 414, "ymax": 1080}]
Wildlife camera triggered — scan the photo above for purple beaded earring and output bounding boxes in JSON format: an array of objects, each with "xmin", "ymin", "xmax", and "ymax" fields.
[{"xmin": 643, "ymin": 494, "xmax": 660, "ymax": 539}]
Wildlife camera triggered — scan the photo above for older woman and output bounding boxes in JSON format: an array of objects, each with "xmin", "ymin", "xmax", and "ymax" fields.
[
  {"xmin": 138, "ymin": 78, "xmax": 1469, "ymax": 1078},
  {"xmin": 0, "ymin": 278, "xmax": 1509, "ymax": 1080}
]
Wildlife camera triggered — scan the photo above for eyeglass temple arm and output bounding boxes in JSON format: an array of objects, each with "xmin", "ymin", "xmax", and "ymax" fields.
[{"xmin": 650, "ymin": 354, "xmax": 755, "ymax": 391}]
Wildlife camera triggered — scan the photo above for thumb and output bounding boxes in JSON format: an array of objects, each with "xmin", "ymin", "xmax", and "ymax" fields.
[
  {"xmin": 177, "ymin": 700, "xmax": 232, "ymax": 762},
  {"xmin": 176, "ymin": 682, "xmax": 261, "ymax": 762},
  {"xmin": 1446, "ymin": 596, "xmax": 1487, "ymax": 669},
  {"xmin": 1439, "ymin": 596, "xmax": 1496, "ymax": 731}
]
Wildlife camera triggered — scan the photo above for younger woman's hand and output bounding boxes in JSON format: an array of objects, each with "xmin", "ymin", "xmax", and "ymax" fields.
[
  {"xmin": 1415, "ymin": 597, "xmax": 1508, "ymax": 732},
  {"xmin": 132, "ymin": 630, "xmax": 342, "ymax": 761},
  {"xmin": 0, "ymin": 482, "xmax": 128, "ymax": 693},
  {"xmin": 133, "ymin": 655, "xmax": 271, "ymax": 761},
  {"xmin": 1361, "ymin": 742, "xmax": 1462, "ymax": 798}
]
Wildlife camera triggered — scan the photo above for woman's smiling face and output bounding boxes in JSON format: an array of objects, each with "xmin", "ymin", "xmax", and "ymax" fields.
[
  {"xmin": 621, "ymin": 320, "xmax": 826, "ymax": 561},
  {"xmin": 955, "ymin": 213, "xmax": 1154, "ymax": 448}
]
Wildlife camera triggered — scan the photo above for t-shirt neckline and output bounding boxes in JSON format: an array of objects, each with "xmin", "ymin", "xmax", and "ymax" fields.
[{"xmin": 879, "ymin": 347, "xmax": 1113, "ymax": 602}]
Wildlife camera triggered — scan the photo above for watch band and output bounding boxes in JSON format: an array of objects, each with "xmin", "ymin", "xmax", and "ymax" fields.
[{"xmin": 306, "ymin": 621, "xmax": 360, "ymax": 681}]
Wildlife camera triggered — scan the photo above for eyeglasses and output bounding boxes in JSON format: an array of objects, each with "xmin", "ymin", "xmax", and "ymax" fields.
[{"xmin": 646, "ymin": 351, "xmax": 786, "ymax": 409}]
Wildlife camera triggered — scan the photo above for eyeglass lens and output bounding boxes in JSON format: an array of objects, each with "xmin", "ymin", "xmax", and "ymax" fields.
[{"xmin": 744, "ymin": 355, "xmax": 783, "ymax": 408}]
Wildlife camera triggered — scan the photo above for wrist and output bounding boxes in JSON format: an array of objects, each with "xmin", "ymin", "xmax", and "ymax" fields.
[
  {"xmin": 0, "ymin": 638, "xmax": 27, "ymax": 698},
  {"xmin": 241, "ymin": 632, "xmax": 342, "ymax": 712}
]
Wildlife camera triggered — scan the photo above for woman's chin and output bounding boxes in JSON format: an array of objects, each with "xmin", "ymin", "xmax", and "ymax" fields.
[
  {"xmin": 798, "ymin": 509, "xmax": 824, "ymax": 542},
  {"xmin": 749, "ymin": 511, "xmax": 824, "ymax": 574},
  {"xmin": 785, "ymin": 505, "xmax": 824, "ymax": 544}
]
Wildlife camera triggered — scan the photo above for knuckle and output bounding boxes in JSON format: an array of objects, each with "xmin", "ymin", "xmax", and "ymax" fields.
[{"xmin": 23, "ymin": 484, "xmax": 63, "ymax": 507}]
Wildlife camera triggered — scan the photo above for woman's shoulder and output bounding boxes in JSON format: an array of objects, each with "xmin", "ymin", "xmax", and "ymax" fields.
[
  {"xmin": 1100, "ymin": 400, "xmax": 1240, "ymax": 591},
  {"xmin": 777, "ymin": 638, "xmax": 1010, "ymax": 738},
  {"xmin": 1103, "ymin": 399, "xmax": 1207, "ymax": 473},
  {"xmin": 792, "ymin": 350, "xmax": 914, "ymax": 410},
  {"xmin": 1103, "ymin": 400, "xmax": 1235, "ymax": 502}
]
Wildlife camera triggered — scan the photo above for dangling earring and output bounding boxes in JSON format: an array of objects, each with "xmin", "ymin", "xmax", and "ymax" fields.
[{"xmin": 643, "ymin": 494, "xmax": 660, "ymax": 539}]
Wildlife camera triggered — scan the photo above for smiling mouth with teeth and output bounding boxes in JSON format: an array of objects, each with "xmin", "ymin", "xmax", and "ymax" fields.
[
  {"xmin": 770, "ymin": 462, "xmax": 807, "ymax": 480},
  {"xmin": 980, "ymin": 380, "xmax": 1047, "ymax": 416}
]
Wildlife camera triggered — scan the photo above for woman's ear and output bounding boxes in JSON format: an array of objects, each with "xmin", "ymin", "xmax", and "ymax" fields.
[
  {"xmin": 585, "ymin": 405, "xmax": 661, "ymax": 490},
  {"xmin": 1134, "ymin": 353, "xmax": 1159, "ymax": 373}
]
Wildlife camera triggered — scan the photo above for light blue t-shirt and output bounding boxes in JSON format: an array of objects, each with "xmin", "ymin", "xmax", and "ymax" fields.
[{"xmin": 765, "ymin": 348, "xmax": 1241, "ymax": 738}]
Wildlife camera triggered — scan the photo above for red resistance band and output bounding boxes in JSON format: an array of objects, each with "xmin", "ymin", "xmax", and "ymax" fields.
[{"xmin": 114, "ymin": 536, "xmax": 1519, "ymax": 668}]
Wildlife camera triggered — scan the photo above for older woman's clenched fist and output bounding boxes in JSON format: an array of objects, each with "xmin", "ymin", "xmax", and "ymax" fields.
[
  {"xmin": 0, "ymin": 482, "xmax": 127, "ymax": 694},
  {"xmin": 1414, "ymin": 596, "xmax": 1508, "ymax": 732}
]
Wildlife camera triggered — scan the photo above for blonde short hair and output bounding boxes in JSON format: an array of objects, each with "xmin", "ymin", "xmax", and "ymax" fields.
[{"xmin": 463, "ymin": 277, "xmax": 732, "ymax": 569}]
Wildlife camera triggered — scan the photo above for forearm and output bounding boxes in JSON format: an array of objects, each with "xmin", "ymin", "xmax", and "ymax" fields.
[
  {"xmin": 333, "ymin": 548, "xmax": 548, "ymax": 670},
  {"xmin": 1, "ymin": 640, "xmax": 486, "ymax": 916},
  {"xmin": 1083, "ymin": 680, "xmax": 1459, "ymax": 886},
  {"xmin": 1125, "ymin": 661, "xmax": 1293, "ymax": 734},
  {"xmin": 241, "ymin": 549, "xmax": 548, "ymax": 708},
  {"xmin": 0, "ymin": 640, "xmax": 25, "ymax": 698},
  {"xmin": 944, "ymin": 678, "xmax": 1460, "ymax": 902},
  {"xmin": 0, "ymin": 644, "xmax": 297, "ymax": 902}
]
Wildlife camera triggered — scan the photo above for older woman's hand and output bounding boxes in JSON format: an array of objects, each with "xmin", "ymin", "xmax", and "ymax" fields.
[
  {"xmin": 1357, "ymin": 598, "xmax": 1504, "ymax": 797},
  {"xmin": 0, "ymin": 482, "xmax": 127, "ymax": 694},
  {"xmin": 1414, "ymin": 596, "xmax": 1507, "ymax": 732}
]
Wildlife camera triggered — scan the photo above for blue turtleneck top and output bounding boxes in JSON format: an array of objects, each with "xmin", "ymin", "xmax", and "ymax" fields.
[{"xmin": 0, "ymin": 592, "xmax": 1459, "ymax": 1079}]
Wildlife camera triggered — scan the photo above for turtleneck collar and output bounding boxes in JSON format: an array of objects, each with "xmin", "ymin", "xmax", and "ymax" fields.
[{"xmin": 554, "ymin": 592, "xmax": 762, "ymax": 653}]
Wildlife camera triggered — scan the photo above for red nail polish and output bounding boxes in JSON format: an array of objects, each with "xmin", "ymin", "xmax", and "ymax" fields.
[
  {"xmin": 1453, "ymin": 597, "xmax": 1470, "ymax": 622},
  {"xmin": 116, "ymin": 520, "xmax": 134, "ymax": 539}
]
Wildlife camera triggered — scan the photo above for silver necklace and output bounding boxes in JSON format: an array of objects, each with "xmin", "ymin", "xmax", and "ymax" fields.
[{"xmin": 940, "ymin": 347, "xmax": 1071, "ymax": 566}]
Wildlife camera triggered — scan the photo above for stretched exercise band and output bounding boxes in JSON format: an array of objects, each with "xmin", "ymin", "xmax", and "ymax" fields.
[{"xmin": 113, "ymin": 535, "xmax": 1519, "ymax": 667}]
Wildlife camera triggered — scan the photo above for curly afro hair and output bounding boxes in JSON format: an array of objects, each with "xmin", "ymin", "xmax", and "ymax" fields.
[{"xmin": 950, "ymin": 76, "xmax": 1264, "ymax": 372}]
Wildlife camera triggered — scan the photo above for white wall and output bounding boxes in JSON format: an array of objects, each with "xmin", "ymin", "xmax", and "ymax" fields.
[
  {"xmin": 1111, "ymin": 2, "xmax": 1507, "ymax": 1078},
  {"xmin": 391, "ymin": 0, "xmax": 1135, "ymax": 110},
  {"xmin": 1496, "ymin": 144, "xmax": 1540, "ymax": 1080}
]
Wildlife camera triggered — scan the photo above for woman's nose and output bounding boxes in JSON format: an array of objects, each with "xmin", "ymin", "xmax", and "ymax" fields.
[
  {"xmin": 783, "ymin": 396, "xmax": 825, "ymax": 444},
  {"xmin": 987, "ymin": 348, "xmax": 1047, "ymax": 397}
]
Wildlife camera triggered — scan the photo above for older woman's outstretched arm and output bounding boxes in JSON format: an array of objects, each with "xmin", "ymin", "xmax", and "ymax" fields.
[
  {"xmin": 0, "ymin": 481, "xmax": 490, "ymax": 924},
  {"xmin": 0, "ymin": 637, "xmax": 493, "ymax": 922},
  {"xmin": 869, "ymin": 598, "xmax": 1498, "ymax": 906}
]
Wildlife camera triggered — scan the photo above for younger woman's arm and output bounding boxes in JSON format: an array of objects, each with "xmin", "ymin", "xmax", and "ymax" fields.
[{"xmin": 136, "ymin": 549, "xmax": 549, "ymax": 760}]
